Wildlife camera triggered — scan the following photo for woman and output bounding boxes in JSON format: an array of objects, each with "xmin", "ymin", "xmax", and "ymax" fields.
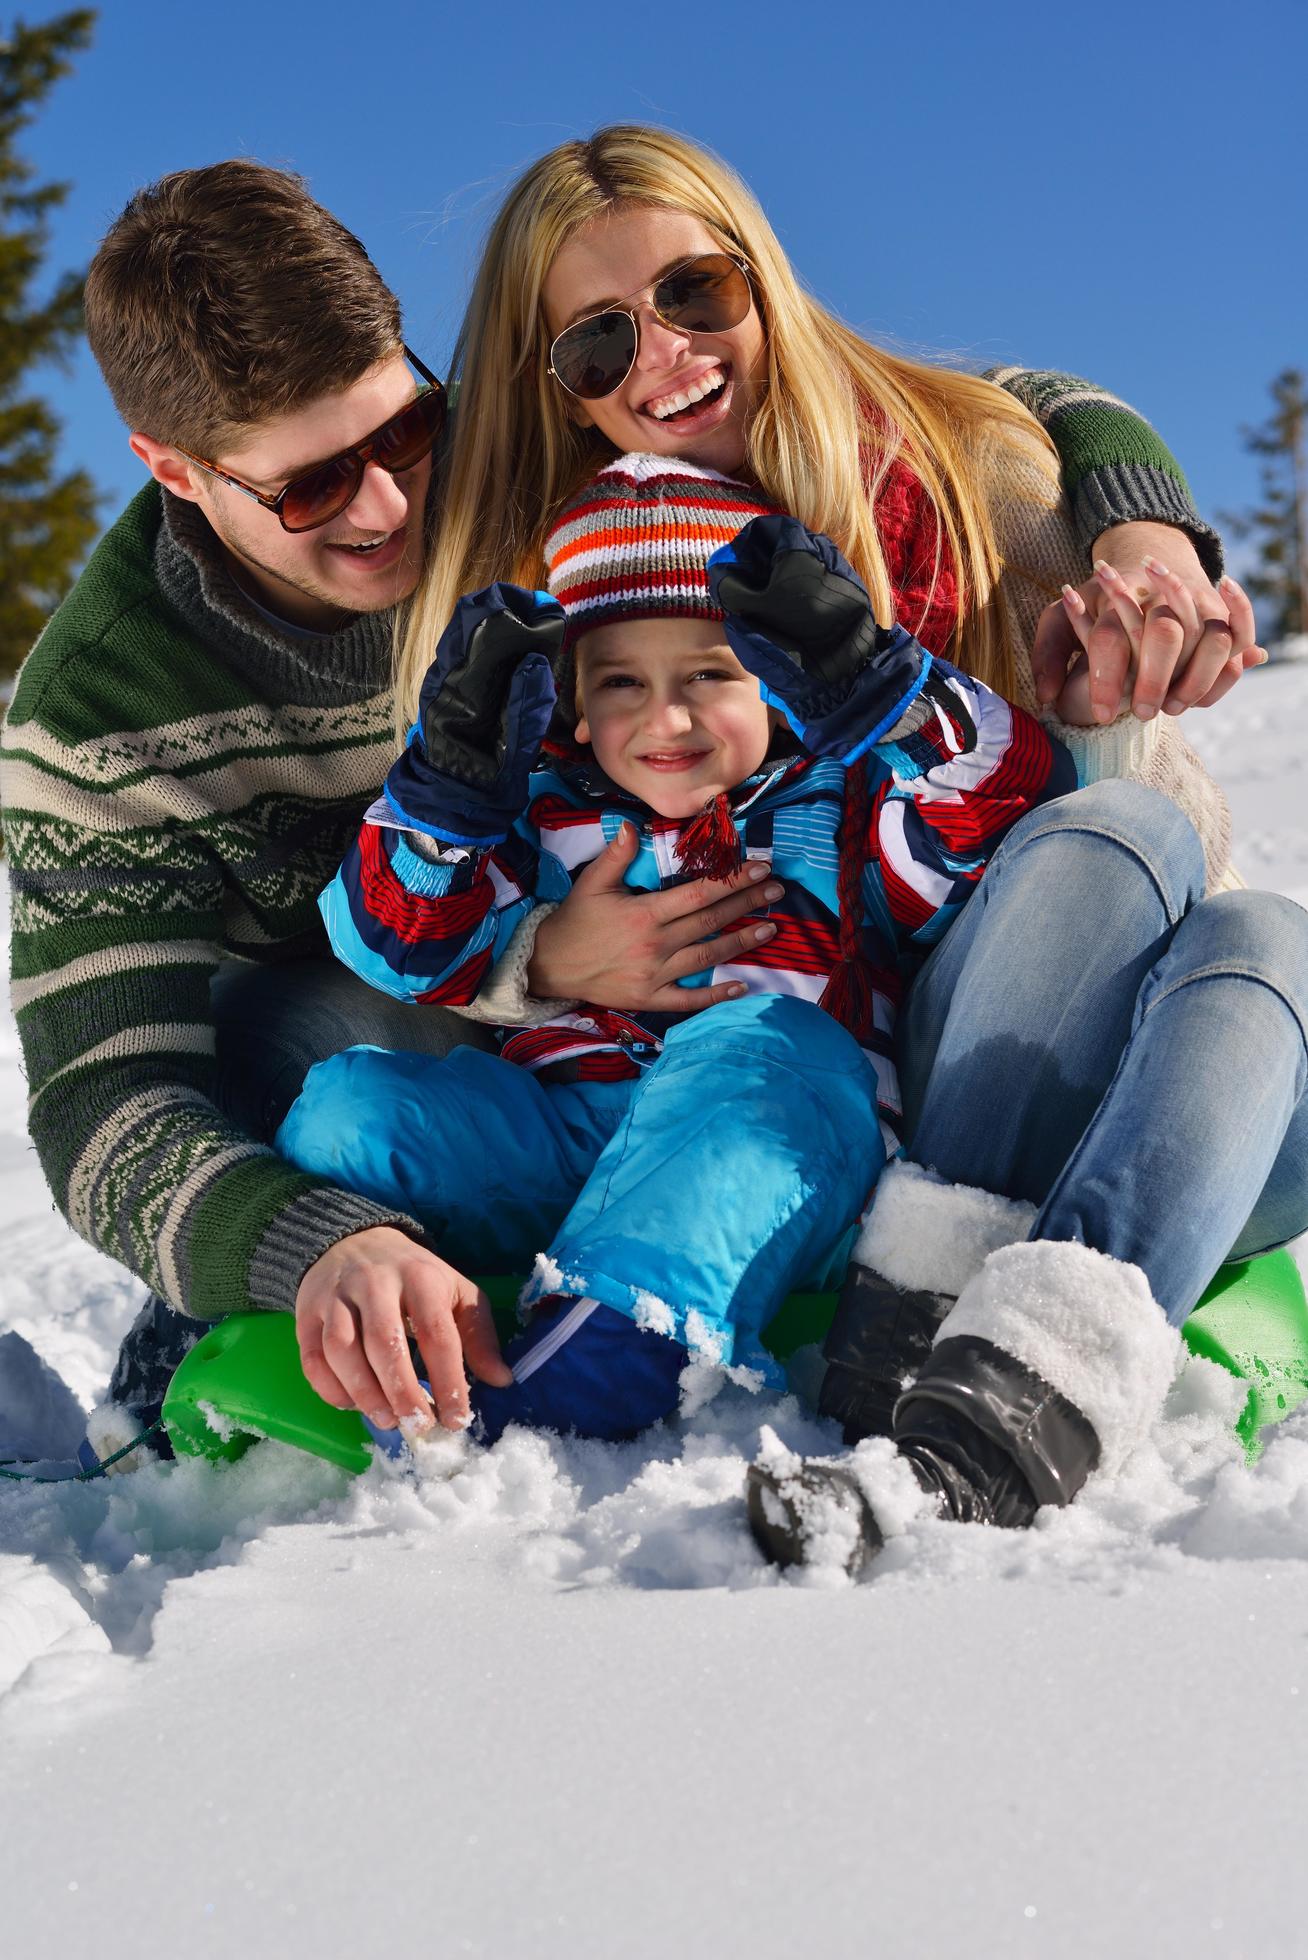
[
  {"xmin": 380, "ymin": 126, "xmax": 1305, "ymax": 1565},
  {"xmin": 397, "ymin": 125, "xmax": 1258, "ymax": 1037},
  {"xmin": 298, "ymin": 125, "xmax": 1280, "ymax": 1459}
]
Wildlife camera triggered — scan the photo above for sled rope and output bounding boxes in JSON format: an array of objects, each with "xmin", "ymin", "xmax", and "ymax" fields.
[{"xmin": 0, "ymin": 1418, "xmax": 167, "ymax": 1483}]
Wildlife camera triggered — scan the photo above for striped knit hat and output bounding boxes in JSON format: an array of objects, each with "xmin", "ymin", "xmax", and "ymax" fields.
[{"xmin": 544, "ymin": 453, "xmax": 780, "ymax": 646}]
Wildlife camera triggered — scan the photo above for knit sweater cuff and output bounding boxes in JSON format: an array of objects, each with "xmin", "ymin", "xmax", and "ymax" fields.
[
  {"xmin": 1043, "ymin": 707, "xmax": 1160, "ymax": 787},
  {"xmin": 449, "ymin": 903, "xmax": 580, "ymax": 1028},
  {"xmin": 1071, "ymin": 467, "xmax": 1224, "ymax": 582},
  {"xmin": 246, "ymin": 1187, "xmax": 429, "ymax": 1312}
]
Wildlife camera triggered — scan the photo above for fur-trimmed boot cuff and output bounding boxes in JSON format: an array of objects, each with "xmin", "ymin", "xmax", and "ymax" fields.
[
  {"xmin": 927, "ymin": 1238, "xmax": 1181, "ymax": 1480},
  {"xmin": 852, "ymin": 1159, "xmax": 1037, "ymax": 1300}
]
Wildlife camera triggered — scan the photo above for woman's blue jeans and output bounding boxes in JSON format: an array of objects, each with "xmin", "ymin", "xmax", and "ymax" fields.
[{"xmin": 897, "ymin": 780, "xmax": 1308, "ymax": 1325}]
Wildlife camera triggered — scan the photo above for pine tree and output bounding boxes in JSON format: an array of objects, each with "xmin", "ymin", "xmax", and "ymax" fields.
[
  {"xmin": 1222, "ymin": 370, "xmax": 1308, "ymax": 647},
  {"xmin": 0, "ymin": 9, "xmax": 100, "ymax": 690}
]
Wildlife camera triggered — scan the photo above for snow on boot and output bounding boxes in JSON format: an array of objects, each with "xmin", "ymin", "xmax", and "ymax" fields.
[
  {"xmin": 745, "ymin": 1460, "xmax": 885, "ymax": 1575},
  {"xmin": 752, "ymin": 1238, "xmax": 1180, "ymax": 1575},
  {"xmin": 818, "ymin": 1160, "xmax": 1036, "ymax": 1443}
]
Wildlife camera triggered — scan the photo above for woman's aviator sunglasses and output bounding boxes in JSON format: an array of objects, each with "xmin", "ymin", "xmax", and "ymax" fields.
[
  {"xmin": 548, "ymin": 253, "xmax": 753, "ymax": 402},
  {"xmin": 172, "ymin": 349, "xmax": 446, "ymax": 534}
]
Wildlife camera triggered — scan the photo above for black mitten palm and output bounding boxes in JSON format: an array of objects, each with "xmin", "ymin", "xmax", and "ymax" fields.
[
  {"xmin": 708, "ymin": 515, "xmax": 931, "ymax": 760},
  {"xmin": 384, "ymin": 583, "xmax": 564, "ymax": 845}
]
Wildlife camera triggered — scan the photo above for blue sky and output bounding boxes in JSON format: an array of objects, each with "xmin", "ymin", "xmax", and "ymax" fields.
[{"xmin": 24, "ymin": 0, "xmax": 1307, "ymax": 566}]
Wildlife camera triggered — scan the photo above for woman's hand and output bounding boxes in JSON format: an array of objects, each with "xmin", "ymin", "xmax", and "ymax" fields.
[
  {"xmin": 1031, "ymin": 522, "xmax": 1265, "ymax": 725},
  {"xmin": 527, "ymin": 821, "xmax": 784, "ymax": 1010},
  {"xmin": 295, "ymin": 1226, "xmax": 513, "ymax": 1433}
]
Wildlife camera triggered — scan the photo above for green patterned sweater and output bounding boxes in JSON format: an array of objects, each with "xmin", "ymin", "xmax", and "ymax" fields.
[{"xmin": 0, "ymin": 370, "xmax": 1220, "ymax": 1321}]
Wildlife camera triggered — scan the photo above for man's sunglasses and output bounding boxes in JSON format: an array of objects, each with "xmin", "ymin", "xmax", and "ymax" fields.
[
  {"xmin": 547, "ymin": 253, "xmax": 753, "ymax": 402},
  {"xmin": 173, "ymin": 349, "xmax": 446, "ymax": 534}
]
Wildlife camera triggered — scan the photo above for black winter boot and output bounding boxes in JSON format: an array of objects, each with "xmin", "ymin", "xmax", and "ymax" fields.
[
  {"xmin": 747, "ymin": 1338, "xmax": 1096, "ymax": 1570},
  {"xmin": 748, "ymin": 1239, "xmax": 1180, "ymax": 1575},
  {"xmin": 817, "ymin": 1262, "xmax": 951, "ymax": 1443},
  {"xmin": 892, "ymin": 1335, "xmax": 1100, "ymax": 1524},
  {"xmin": 817, "ymin": 1160, "xmax": 1037, "ymax": 1443}
]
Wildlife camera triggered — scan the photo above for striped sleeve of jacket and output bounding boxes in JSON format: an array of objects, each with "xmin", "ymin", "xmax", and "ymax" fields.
[
  {"xmin": 872, "ymin": 662, "xmax": 1077, "ymax": 943},
  {"xmin": 319, "ymin": 807, "xmax": 544, "ymax": 1008}
]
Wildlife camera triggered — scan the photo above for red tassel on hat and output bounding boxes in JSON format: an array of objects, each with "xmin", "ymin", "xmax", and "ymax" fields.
[{"xmin": 676, "ymin": 792, "xmax": 742, "ymax": 880}]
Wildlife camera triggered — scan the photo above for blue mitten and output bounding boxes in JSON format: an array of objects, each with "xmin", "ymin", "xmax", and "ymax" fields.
[
  {"xmin": 708, "ymin": 515, "xmax": 931, "ymax": 760},
  {"xmin": 384, "ymin": 583, "xmax": 564, "ymax": 846}
]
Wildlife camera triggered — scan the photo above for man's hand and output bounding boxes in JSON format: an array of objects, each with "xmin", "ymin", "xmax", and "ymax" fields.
[
  {"xmin": 295, "ymin": 1226, "xmax": 513, "ymax": 1433},
  {"xmin": 527, "ymin": 820, "xmax": 783, "ymax": 1010},
  {"xmin": 1031, "ymin": 523, "xmax": 1264, "ymax": 726}
]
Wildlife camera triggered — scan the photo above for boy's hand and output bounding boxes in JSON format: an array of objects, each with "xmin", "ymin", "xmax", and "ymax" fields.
[
  {"xmin": 709, "ymin": 516, "xmax": 927, "ymax": 760},
  {"xmin": 384, "ymin": 583, "xmax": 563, "ymax": 846},
  {"xmin": 295, "ymin": 1226, "xmax": 513, "ymax": 1433}
]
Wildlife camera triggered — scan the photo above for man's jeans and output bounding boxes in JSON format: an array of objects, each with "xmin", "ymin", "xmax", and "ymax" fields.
[
  {"xmin": 106, "ymin": 961, "xmax": 494, "ymax": 1424},
  {"xmin": 898, "ymin": 780, "xmax": 1308, "ymax": 1325}
]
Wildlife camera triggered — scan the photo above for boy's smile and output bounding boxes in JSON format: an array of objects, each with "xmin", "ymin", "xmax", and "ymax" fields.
[{"xmin": 574, "ymin": 615, "xmax": 773, "ymax": 821}]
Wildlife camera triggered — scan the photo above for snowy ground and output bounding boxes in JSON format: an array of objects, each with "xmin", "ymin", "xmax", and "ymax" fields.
[{"xmin": 3, "ymin": 665, "xmax": 1308, "ymax": 1959}]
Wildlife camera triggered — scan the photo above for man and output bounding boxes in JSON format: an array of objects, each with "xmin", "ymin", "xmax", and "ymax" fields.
[
  {"xmin": 0, "ymin": 161, "xmax": 778, "ymax": 1454},
  {"xmin": 0, "ymin": 159, "xmax": 1234, "ymax": 1460}
]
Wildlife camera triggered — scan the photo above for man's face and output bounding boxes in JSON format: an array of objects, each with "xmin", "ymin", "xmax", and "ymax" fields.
[{"xmin": 145, "ymin": 352, "xmax": 433, "ymax": 629}]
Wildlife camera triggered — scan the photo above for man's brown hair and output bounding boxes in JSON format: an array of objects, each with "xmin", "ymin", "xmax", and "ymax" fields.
[{"xmin": 84, "ymin": 159, "xmax": 404, "ymax": 453}]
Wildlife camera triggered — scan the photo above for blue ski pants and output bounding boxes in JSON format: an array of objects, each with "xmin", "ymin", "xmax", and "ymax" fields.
[{"xmin": 276, "ymin": 992, "xmax": 884, "ymax": 1439}]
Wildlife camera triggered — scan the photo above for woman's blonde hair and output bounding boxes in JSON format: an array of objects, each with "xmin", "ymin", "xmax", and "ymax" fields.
[{"xmin": 398, "ymin": 124, "xmax": 1052, "ymax": 729}]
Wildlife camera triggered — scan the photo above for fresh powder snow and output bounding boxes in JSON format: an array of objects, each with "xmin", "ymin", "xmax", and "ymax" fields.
[{"xmin": 2, "ymin": 661, "xmax": 1307, "ymax": 1957}]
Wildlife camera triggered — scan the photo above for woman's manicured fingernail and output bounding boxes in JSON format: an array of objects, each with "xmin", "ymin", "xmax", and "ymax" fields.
[
  {"xmin": 1142, "ymin": 556, "xmax": 1171, "ymax": 577},
  {"xmin": 1094, "ymin": 560, "xmax": 1122, "ymax": 583}
]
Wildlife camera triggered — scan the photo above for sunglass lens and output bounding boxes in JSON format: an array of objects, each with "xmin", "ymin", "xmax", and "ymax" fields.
[
  {"xmin": 552, "ymin": 312, "xmax": 638, "ymax": 400},
  {"xmin": 279, "ymin": 388, "xmax": 444, "ymax": 531},
  {"xmin": 658, "ymin": 255, "xmax": 751, "ymax": 336},
  {"xmin": 281, "ymin": 453, "xmax": 362, "ymax": 532},
  {"xmin": 372, "ymin": 389, "xmax": 446, "ymax": 473}
]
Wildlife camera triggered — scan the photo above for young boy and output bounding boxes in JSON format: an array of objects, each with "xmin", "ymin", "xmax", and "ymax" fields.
[{"xmin": 276, "ymin": 455, "xmax": 1075, "ymax": 1442}]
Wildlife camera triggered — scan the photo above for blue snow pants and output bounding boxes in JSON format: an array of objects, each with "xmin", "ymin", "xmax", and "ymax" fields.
[{"xmin": 275, "ymin": 993, "xmax": 884, "ymax": 1442}]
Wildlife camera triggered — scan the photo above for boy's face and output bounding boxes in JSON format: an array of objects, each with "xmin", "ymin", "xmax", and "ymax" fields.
[{"xmin": 574, "ymin": 616, "xmax": 773, "ymax": 820}]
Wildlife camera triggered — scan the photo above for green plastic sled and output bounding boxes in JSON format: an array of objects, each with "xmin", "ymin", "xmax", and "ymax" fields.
[{"xmin": 162, "ymin": 1248, "xmax": 1308, "ymax": 1473}]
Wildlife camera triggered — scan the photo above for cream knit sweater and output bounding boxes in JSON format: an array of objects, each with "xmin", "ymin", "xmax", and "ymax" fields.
[{"xmin": 984, "ymin": 422, "xmax": 1235, "ymax": 894}]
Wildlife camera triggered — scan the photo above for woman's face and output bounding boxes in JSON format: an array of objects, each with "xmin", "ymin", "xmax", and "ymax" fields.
[{"xmin": 541, "ymin": 205, "xmax": 767, "ymax": 477}]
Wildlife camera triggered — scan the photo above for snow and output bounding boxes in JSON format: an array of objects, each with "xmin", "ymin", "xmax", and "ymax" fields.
[{"xmin": 4, "ymin": 664, "xmax": 1308, "ymax": 1958}]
